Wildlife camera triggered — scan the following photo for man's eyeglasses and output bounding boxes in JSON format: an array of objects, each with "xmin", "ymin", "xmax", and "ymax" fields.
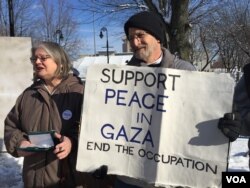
[
  {"xmin": 128, "ymin": 32, "xmax": 148, "ymax": 41},
  {"xmin": 30, "ymin": 55, "xmax": 51, "ymax": 63}
]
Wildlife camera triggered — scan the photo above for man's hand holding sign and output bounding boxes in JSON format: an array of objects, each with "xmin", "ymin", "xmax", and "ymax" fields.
[{"xmin": 76, "ymin": 64, "xmax": 235, "ymax": 188}]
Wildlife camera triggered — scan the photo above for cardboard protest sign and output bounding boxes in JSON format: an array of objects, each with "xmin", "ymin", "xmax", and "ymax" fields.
[{"xmin": 76, "ymin": 64, "xmax": 235, "ymax": 187}]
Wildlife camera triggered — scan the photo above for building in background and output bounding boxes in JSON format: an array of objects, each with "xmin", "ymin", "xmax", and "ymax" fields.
[
  {"xmin": 122, "ymin": 36, "xmax": 131, "ymax": 53},
  {"xmin": 73, "ymin": 54, "xmax": 133, "ymax": 81}
]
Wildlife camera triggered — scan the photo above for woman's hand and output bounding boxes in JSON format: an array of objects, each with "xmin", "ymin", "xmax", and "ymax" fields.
[
  {"xmin": 17, "ymin": 140, "xmax": 35, "ymax": 157},
  {"xmin": 53, "ymin": 132, "xmax": 72, "ymax": 160}
]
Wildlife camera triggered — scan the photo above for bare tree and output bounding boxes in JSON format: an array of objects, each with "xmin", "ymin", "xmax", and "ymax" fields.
[
  {"xmin": 0, "ymin": 0, "xmax": 9, "ymax": 35},
  {"xmin": 169, "ymin": 0, "xmax": 190, "ymax": 59},
  {"xmin": 8, "ymin": 0, "xmax": 15, "ymax": 36},
  {"xmin": 33, "ymin": 0, "xmax": 83, "ymax": 60},
  {"xmin": 0, "ymin": 0, "xmax": 83, "ymax": 60},
  {"xmin": 189, "ymin": 23, "xmax": 219, "ymax": 71},
  {"xmin": 187, "ymin": 0, "xmax": 250, "ymax": 74},
  {"xmin": 202, "ymin": 0, "xmax": 250, "ymax": 73},
  {"xmin": 0, "ymin": 0, "xmax": 35, "ymax": 36},
  {"xmin": 224, "ymin": 0, "xmax": 250, "ymax": 58},
  {"xmin": 76, "ymin": 0, "xmax": 223, "ymax": 61}
]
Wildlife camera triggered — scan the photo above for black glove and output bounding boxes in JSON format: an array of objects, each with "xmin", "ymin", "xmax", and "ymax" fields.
[
  {"xmin": 92, "ymin": 165, "xmax": 108, "ymax": 179},
  {"xmin": 218, "ymin": 112, "xmax": 241, "ymax": 142}
]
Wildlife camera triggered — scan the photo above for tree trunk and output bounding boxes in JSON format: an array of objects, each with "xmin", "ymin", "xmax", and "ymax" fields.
[
  {"xmin": 8, "ymin": 0, "xmax": 15, "ymax": 36},
  {"xmin": 170, "ymin": 0, "xmax": 190, "ymax": 61}
]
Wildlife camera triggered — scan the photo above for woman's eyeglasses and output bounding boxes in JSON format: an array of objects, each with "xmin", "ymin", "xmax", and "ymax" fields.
[{"xmin": 30, "ymin": 55, "xmax": 51, "ymax": 63}]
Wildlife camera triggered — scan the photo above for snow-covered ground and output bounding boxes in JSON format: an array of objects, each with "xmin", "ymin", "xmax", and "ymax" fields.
[
  {"xmin": 0, "ymin": 138, "xmax": 249, "ymax": 187},
  {"xmin": 228, "ymin": 137, "xmax": 249, "ymax": 172},
  {"xmin": 0, "ymin": 152, "xmax": 23, "ymax": 188}
]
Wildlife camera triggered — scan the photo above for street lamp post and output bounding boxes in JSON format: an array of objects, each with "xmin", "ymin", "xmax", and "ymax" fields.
[
  {"xmin": 55, "ymin": 29, "xmax": 64, "ymax": 45},
  {"xmin": 99, "ymin": 27, "xmax": 109, "ymax": 64}
]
